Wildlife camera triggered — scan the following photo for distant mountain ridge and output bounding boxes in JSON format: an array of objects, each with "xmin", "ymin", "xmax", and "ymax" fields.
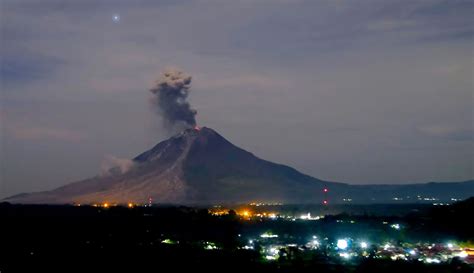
[{"xmin": 4, "ymin": 127, "xmax": 474, "ymax": 204}]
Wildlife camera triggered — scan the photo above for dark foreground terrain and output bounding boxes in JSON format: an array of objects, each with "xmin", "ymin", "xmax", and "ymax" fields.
[{"xmin": 1, "ymin": 199, "xmax": 473, "ymax": 273}]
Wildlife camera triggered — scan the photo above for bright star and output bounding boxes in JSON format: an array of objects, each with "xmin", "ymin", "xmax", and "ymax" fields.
[{"xmin": 113, "ymin": 14, "xmax": 120, "ymax": 22}]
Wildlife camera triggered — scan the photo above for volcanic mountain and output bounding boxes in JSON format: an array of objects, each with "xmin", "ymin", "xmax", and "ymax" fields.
[{"xmin": 5, "ymin": 127, "xmax": 474, "ymax": 204}]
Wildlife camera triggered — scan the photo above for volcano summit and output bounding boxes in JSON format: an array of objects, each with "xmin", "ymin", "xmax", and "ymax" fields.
[{"xmin": 5, "ymin": 127, "xmax": 474, "ymax": 205}]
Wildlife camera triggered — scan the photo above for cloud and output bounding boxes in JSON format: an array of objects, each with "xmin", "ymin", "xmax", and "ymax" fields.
[
  {"xmin": 196, "ymin": 74, "xmax": 290, "ymax": 90},
  {"xmin": 9, "ymin": 126, "xmax": 87, "ymax": 142},
  {"xmin": 418, "ymin": 125, "xmax": 473, "ymax": 141},
  {"xmin": 366, "ymin": 19, "xmax": 418, "ymax": 32},
  {"xmin": 0, "ymin": 54, "xmax": 64, "ymax": 87}
]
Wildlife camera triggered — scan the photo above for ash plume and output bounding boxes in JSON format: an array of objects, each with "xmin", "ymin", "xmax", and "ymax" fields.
[{"xmin": 150, "ymin": 68, "xmax": 197, "ymax": 132}]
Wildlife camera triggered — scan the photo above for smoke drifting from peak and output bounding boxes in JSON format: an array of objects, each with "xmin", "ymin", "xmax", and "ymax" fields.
[
  {"xmin": 150, "ymin": 69, "xmax": 197, "ymax": 132},
  {"xmin": 100, "ymin": 155, "xmax": 135, "ymax": 176}
]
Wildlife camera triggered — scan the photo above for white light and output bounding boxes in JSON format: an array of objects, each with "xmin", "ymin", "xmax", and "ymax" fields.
[
  {"xmin": 455, "ymin": 251, "xmax": 468, "ymax": 258},
  {"xmin": 409, "ymin": 249, "xmax": 416, "ymax": 255},
  {"xmin": 390, "ymin": 223, "xmax": 400, "ymax": 230},
  {"xmin": 260, "ymin": 233, "xmax": 278, "ymax": 238},
  {"xmin": 265, "ymin": 255, "xmax": 277, "ymax": 260},
  {"xmin": 425, "ymin": 258, "xmax": 440, "ymax": 264},
  {"xmin": 384, "ymin": 244, "xmax": 391, "ymax": 250},
  {"xmin": 249, "ymin": 240, "xmax": 253, "ymax": 244},
  {"xmin": 205, "ymin": 244, "xmax": 216, "ymax": 250},
  {"xmin": 269, "ymin": 247, "xmax": 279, "ymax": 254},
  {"xmin": 360, "ymin": 242, "xmax": 368, "ymax": 249},
  {"xmin": 300, "ymin": 213, "xmax": 311, "ymax": 220},
  {"xmin": 447, "ymin": 243, "xmax": 454, "ymax": 249},
  {"xmin": 339, "ymin": 252, "xmax": 350, "ymax": 259},
  {"xmin": 337, "ymin": 239, "xmax": 348, "ymax": 250},
  {"xmin": 112, "ymin": 14, "xmax": 120, "ymax": 22}
]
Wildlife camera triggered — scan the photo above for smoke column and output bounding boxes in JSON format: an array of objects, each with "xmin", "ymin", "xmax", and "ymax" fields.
[{"xmin": 150, "ymin": 69, "xmax": 197, "ymax": 132}]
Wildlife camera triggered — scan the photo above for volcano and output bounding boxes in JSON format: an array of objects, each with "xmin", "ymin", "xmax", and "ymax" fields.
[
  {"xmin": 5, "ymin": 127, "xmax": 334, "ymax": 204},
  {"xmin": 5, "ymin": 127, "xmax": 474, "ymax": 205}
]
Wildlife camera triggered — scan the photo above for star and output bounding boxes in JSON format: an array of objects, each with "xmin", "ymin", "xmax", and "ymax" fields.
[{"xmin": 112, "ymin": 14, "xmax": 120, "ymax": 23}]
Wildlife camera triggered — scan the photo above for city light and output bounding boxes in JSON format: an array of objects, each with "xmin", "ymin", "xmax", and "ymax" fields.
[
  {"xmin": 103, "ymin": 203, "xmax": 109, "ymax": 208},
  {"xmin": 299, "ymin": 213, "xmax": 321, "ymax": 220},
  {"xmin": 203, "ymin": 242, "xmax": 217, "ymax": 250},
  {"xmin": 128, "ymin": 203, "xmax": 133, "ymax": 208},
  {"xmin": 161, "ymin": 239, "xmax": 176, "ymax": 245},
  {"xmin": 300, "ymin": 213, "xmax": 311, "ymax": 220},
  {"xmin": 425, "ymin": 258, "xmax": 441, "ymax": 264},
  {"xmin": 455, "ymin": 251, "xmax": 468, "ymax": 258},
  {"xmin": 337, "ymin": 239, "xmax": 348, "ymax": 250},
  {"xmin": 209, "ymin": 209, "xmax": 229, "ymax": 216},
  {"xmin": 390, "ymin": 223, "xmax": 400, "ymax": 230},
  {"xmin": 339, "ymin": 252, "xmax": 350, "ymax": 259},
  {"xmin": 260, "ymin": 233, "xmax": 278, "ymax": 238},
  {"xmin": 391, "ymin": 254, "xmax": 407, "ymax": 261},
  {"xmin": 360, "ymin": 242, "xmax": 368, "ymax": 249}
]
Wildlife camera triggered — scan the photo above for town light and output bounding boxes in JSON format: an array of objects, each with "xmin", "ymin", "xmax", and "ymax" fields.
[
  {"xmin": 260, "ymin": 233, "xmax": 278, "ymax": 238},
  {"xmin": 339, "ymin": 252, "xmax": 350, "ymax": 259},
  {"xmin": 455, "ymin": 251, "xmax": 468, "ymax": 258},
  {"xmin": 337, "ymin": 239, "xmax": 348, "ymax": 250},
  {"xmin": 390, "ymin": 223, "xmax": 400, "ymax": 230}
]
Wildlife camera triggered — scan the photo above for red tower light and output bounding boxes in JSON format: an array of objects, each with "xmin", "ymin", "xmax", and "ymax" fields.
[
  {"xmin": 323, "ymin": 188, "xmax": 328, "ymax": 193},
  {"xmin": 323, "ymin": 200, "xmax": 328, "ymax": 205}
]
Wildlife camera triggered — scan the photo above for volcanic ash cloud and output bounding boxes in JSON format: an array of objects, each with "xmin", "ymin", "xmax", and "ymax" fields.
[{"xmin": 150, "ymin": 69, "xmax": 197, "ymax": 132}]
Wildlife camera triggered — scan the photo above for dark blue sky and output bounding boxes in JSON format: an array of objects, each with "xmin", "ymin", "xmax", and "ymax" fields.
[{"xmin": 1, "ymin": 0, "xmax": 473, "ymax": 198}]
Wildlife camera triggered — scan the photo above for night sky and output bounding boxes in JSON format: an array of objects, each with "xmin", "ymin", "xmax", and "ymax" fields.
[{"xmin": 1, "ymin": 0, "xmax": 473, "ymax": 198}]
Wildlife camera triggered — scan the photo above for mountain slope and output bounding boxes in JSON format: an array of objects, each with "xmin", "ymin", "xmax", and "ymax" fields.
[
  {"xmin": 4, "ymin": 128, "xmax": 333, "ymax": 204},
  {"xmin": 4, "ymin": 127, "xmax": 474, "ymax": 204}
]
